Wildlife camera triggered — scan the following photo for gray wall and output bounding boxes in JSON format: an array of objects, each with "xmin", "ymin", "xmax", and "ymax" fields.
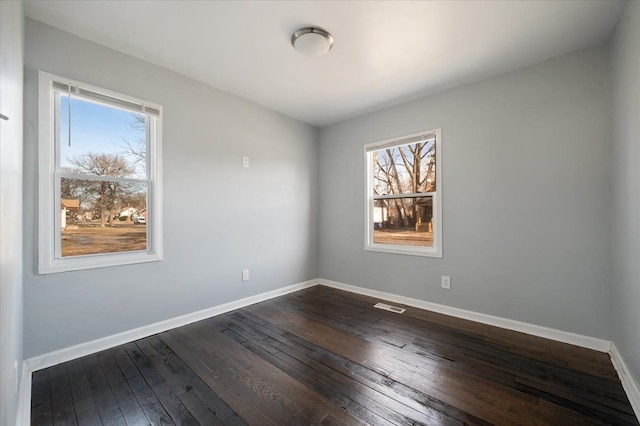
[
  {"xmin": 23, "ymin": 19, "xmax": 319, "ymax": 358},
  {"xmin": 611, "ymin": 0, "xmax": 640, "ymax": 384},
  {"xmin": 0, "ymin": 2, "xmax": 24, "ymax": 424},
  {"xmin": 319, "ymin": 46, "xmax": 612, "ymax": 339}
]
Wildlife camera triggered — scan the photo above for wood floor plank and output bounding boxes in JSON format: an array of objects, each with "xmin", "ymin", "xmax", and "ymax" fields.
[
  {"xmin": 165, "ymin": 323, "xmax": 366, "ymax": 426},
  {"xmin": 223, "ymin": 315, "xmax": 475, "ymax": 425},
  {"xmin": 292, "ymin": 289, "xmax": 632, "ymax": 387},
  {"xmin": 125, "ymin": 373, "xmax": 175, "ymax": 426},
  {"xmin": 49, "ymin": 363, "xmax": 78, "ymax": 426},
  {"xmin": 31, "ymin": 401, "xmax": 54, "ymax": 426},
  {"xmin": 247, "ymin": 293, "xmax": 637, "ymax": 425},
  {"xmin": 158, "ymin": 330, "xmax": 281, "ymax": 426},
  {"xmin": 33, "ymin": 286, "xmax": 639, "ymax": 426},
  {"xmin": 136, "ymin": 338, "xmax": 189, "ymax": 396},
  {"xmin": 219, "ymin": 326, "xmax": 354, "ymax": 409},
  {"xmin": 31, "ymin": 369, "xmax": 51, "ymax": 408},
  {"xmin": 95, "ymin": 349, "xmax": 150, "ymax": 426},
  {"xmin": 175, "ymin": 389, "xmax": 224, "ymax": 426},
  {"xmin": 124, "ymin": 342, "xmax": 199, "ymax": 425},
  {"xmin": 111, "ymin": 346, "xmax": 175, "ymax": 426},
  {"xmin": 146, "ymin": 335, "xmax": 236, "ymax": 423},
  {"xmin": 74, "ymin": 408, "xmax": 101, "ymax": 426},
  {"xmin": 216, "ymin": 313, "xmax": 433, "ymax": 426},
  {"xmin": 82, "ymin": 355, "xmax": 126, "ymax": 426},
  {"xmin": 66, "ymin": 359, "xmax": 96, "ymax": 418},
  {"xmin": 136, "ymin": 337, "xmax": 224, "ymax": 425},
  {"xmin": 221, "ymin": 414, "xmax": 248, "ymax": 426},
  {"xmin": 246, "ymin": 302, "xmax": 502, "ymax": 421},
  {"xmin": 284, "ymin": 288, "xmax": 620, "ymax": 392},
  {"xmin": 31, "ymin": 370, "xmax": 54, "ymax": 426},
  {"xmin": 297, "ymin": 287, "xmax": 634, "ymax": 417},
  {"xmin": 307, "ymin": 286, "xmax": 618, "ymax": 379}
]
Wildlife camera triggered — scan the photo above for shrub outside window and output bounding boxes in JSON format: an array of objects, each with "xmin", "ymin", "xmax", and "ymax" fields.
[{"xmin": 365, "ymin": 129, "xmax": 442, "ymax": 257}]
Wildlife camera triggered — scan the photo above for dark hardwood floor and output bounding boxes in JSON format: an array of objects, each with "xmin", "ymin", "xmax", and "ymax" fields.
[{"xmin": 31, "ymin": 285, "xmax": 638, "ymax": 425}]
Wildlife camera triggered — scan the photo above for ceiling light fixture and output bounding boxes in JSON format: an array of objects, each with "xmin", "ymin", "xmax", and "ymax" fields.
[{"xmin": 291, "ymin": 27, "xmax": 334, "ymax": 57}]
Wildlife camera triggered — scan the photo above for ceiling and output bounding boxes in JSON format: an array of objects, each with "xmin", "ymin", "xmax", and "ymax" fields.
[{"xmin": 24, "ymin": 1, "xmax": 626, "ymax": 127}]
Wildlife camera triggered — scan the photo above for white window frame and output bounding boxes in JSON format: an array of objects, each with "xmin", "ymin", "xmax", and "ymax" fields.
[
  {"xmin": 364, "ymin": 129, "xmax": 442, "ymax": 258},
  {"xmin": 38, "ymin": 71, "xmax": 163, "ymax": 274}
]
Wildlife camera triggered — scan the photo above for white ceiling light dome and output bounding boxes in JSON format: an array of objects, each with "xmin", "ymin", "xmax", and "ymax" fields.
[{"xmin": 291, "ymin": 27, "xmax": 334, "ymax": 57}]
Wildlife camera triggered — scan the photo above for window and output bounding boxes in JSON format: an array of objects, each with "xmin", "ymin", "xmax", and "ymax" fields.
[
  {"xmin": 38, "ymin": 72, "xmax": 162, "ymax": 273},
  {"xmin": 365, "ymin": 129, "xmax": 442, "ymax": 257}
]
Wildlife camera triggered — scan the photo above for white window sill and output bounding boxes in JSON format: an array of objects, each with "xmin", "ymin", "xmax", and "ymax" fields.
[
  {"xmin": 39, "ymin": 251, "xmax": 162, "ymax": 274},
  {"xmin": 365, "ymin": 243, "xmax": 442, "ymax": 258}
]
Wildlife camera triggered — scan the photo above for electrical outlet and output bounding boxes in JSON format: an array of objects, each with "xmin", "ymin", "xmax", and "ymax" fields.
[
  {"xmin": 242, "ymin": 156, "xmax": 250, "ymax": 168},
  {"xmin": 242, "ymin": 269, "xmax": 249, "ymax": 281},
  {"xmin": 441, "ymin": 275, "xmax": 451, "ymax": 290}
]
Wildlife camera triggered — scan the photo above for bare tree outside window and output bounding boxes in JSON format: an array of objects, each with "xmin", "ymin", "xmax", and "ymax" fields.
[
  {"xmin": 57, "ymin": 95, "xmax": 149, "ymax": 257},
  {"xmin": 39, "ymin": 72, "xmax": 162, "ymax": 273},
  {"xmin": 117, "ymin": 114, "xmax": 147, "ymax": 178},
  {"xmin": 367, "ymin": 132, "xmax": 440, "ymax": 254}
]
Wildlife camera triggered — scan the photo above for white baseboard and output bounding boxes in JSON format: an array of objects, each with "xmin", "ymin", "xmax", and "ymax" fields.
[
  {"xmin": 610, "ymin": 343, "xmax": 640, "ymax": 421},
  {"xmin": 318, "ymin": 278, "xmax": 612, "ymax": 353},
  {"xmin": 20, "ymin": 276, "xmax": 640, "ymax": 424},
  {"xmin": 323, "ymin": 278, "xmax": 637, "ymax": 421},
  {"xmin": 15, "ymin": 361, "xmax": 31, "ymax": 426},
  {"xmin": 24, "ymin": 277, "xmax": 612, "ymax": 373},
  {"xmin": 25, "ymin": 279, "xmax": 318, "ymax": 372}
]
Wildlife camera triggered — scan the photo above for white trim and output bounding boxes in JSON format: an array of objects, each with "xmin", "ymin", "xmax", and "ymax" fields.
[
  {"xmin": 38, "ymin": 71, "xmax": 55, "ymax": 273},
  {"xmin": 364, "ymin": 128, "xmax": 442, "ymax": 258},
  {"xmin": 318, "ymin": 278, "xmax": 611, "ymax": 352},
  {"xmin": 39, "ymin": 250, "xmax": 163, "ymax": 274},
  {"xmin": 25, "ymin": 279, "xmax": 318, "ymax": 372},
  {"xmin": 366, "ymin": 243, "xmax": 440, "ymax": 257},
  {"xmin": 24, "ymin": 277, "xmax": 615, "ymax": 371},
  {"xmin": 610, "ymin": 343, "xmax": 640, "ymax": 421},
  {"xmin": 38, "ymin": 71, "xmax": 163, "ymax": 274},
  {"xmin": 21, "ymin": 277, "xmax": 639, "ymax": 424},
  {"xmin": 23, "ymin": 277, "xmax": 639, "ymax": 423},
  {"xmin": 364, "ymin": 131, "xmax": 436, "ymax": 152},
  {"xmin": 15, "ymin": 361, "xmax": 31, "ymax": 426}
]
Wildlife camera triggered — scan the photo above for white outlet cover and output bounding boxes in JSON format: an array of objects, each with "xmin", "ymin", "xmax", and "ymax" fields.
[{"xmin": 441, "ymin": 275, "xmax": 451, "ymax": 290}]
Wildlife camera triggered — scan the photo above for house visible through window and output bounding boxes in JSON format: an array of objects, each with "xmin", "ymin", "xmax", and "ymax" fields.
[
  {"xmin": 365, "ymin": 130, "xmax": 442, "ymax": 257},
  {"xmin": 39, "ymin": 72, "xmax": 163, "ymax": 273}
]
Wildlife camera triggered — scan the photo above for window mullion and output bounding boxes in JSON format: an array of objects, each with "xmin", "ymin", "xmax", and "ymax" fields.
[
  {"xmin": 373, "ymin": 192, "xmax": 436, "ymax": 200},
  {"xmin": 57, "ymin": 172, "xmax": 149, "ymax": 185}
]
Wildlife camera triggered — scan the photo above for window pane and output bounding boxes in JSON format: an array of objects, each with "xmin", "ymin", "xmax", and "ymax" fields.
[
  {"xmin": 372, "ymin": 140, "xmax": 436, "ymax": 195},
  {"xmin": 60, "ymin": 178, "xmax": 148, "ymax": 257},
  {"xmin": 58, "ymin": 94, "xmax": 147, "ymax": 179},
  {"xmin": 373, "ymin": 196, "xmax": 433, "ymax": 247}
]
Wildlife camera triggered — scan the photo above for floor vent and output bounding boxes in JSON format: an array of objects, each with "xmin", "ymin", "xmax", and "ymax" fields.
[{"xmin": 374, "ymin": 303, "xmax": 406, "ymax": 314}]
